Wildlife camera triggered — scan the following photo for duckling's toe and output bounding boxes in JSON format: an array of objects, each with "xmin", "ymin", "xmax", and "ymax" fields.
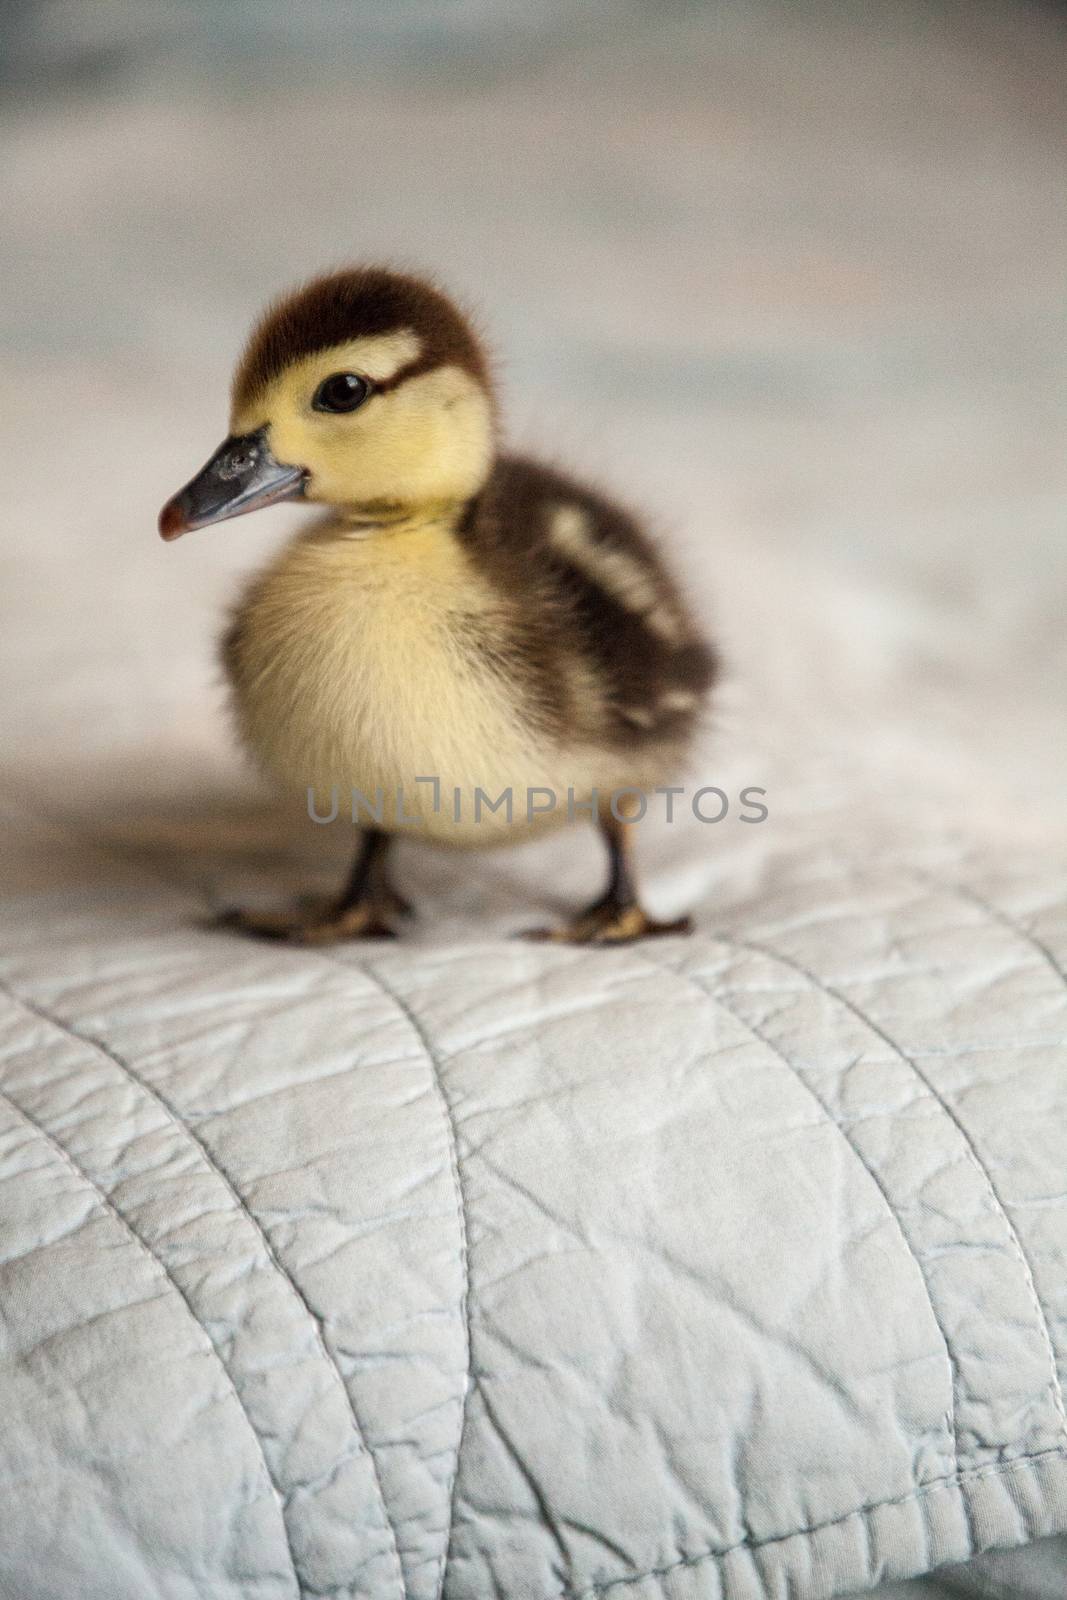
[
  {"xmin": 215, "ymin": 902, "xmax": 400, "ymax": 944},
  {"xmin": 297, "ymin": 904, "xmax": 401, "ymax": 943},
  {"xmin": 522, "ymin": 902, "xmax": 693, "ymax": 946},
  {"xmin": 593, "ymin": 907, "xmax": 693, "ymax": 944}
]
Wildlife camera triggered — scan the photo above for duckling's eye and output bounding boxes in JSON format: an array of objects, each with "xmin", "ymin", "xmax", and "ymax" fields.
[{"xmin": 312, "ymin": 372, "xmax": 371, "ymax": 414}]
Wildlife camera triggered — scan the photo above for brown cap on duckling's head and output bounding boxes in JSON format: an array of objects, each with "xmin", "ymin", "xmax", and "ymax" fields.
[{"xmin": 232, "ymin": 266, "xmax": 492, "ymax": 414}]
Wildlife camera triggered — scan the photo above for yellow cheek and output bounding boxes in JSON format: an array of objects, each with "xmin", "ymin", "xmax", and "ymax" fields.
[
  {"xmin": 362, "ymin": 368, "xmax": 493, "ymax": 502},
  {"xmin": 265, "ymin": 414, "xmax": 341, "ymax": 493}
]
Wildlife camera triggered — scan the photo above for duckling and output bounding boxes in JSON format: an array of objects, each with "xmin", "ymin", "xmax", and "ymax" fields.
[{"xmin": 159, "ymin": 268, "xmax": 717, "ymax": 943}]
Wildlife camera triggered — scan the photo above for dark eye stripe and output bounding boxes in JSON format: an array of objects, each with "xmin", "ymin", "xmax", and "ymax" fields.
[{"xmin": 312, "ymin": 372, "xmax": 372, "ymax": 414}]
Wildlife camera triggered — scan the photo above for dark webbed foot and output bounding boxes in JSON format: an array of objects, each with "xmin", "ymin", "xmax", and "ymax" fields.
[
  {"xmin": 215, "ymin": 829, "xmax": 409, "ymax": 944},
  {"xmin": 524, "ymin": 900, "xmax": 692, "ymax": 945},
  {"xmin": 523, "ymin": 798, "xmax": 694, "ymax": 945}
]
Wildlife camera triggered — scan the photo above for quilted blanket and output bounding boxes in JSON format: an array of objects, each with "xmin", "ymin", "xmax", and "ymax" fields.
[
  {"xmin": 2, "ymin": 2, "xmax": 1067, "ymax": 1596},
  {"xmin": 2, "ymin": 801, "xmax": 1067, "ymax": 1600}
]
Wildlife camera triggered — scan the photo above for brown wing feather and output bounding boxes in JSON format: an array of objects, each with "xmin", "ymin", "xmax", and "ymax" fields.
[{"xmin": 454, "ymin": 454, "xmax": 718, "ymax": 748}]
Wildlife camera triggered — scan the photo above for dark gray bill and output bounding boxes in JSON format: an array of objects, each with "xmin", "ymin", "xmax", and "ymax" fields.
[{"xmin": 159, "ymin": 426, "xmax": 306, "ymax": 540}]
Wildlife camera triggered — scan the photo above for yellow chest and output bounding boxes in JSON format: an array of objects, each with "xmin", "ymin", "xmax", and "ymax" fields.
[{"xmin": 226, "ymin": 520, "xmax": 571, "ymax": 840}]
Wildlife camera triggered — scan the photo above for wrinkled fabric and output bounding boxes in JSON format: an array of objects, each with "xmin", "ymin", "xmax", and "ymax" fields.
[{"xmin": 1, "ymin": 823, "xmax": 1065, "ymax": 1600}]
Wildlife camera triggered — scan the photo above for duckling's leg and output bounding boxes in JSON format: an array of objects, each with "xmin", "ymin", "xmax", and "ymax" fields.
[
  {"xmin": 526, "ymin": 800, "xmax": 692, "ymax": 945},
  {"xmin": 218, "ymin": 829, "xmax": 410, "ymax": 943}
]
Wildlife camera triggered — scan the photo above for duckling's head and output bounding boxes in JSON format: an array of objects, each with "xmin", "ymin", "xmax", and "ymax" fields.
[{"xmin": 159, "ymin": 268, "xmax": 494, "ymax": 538}]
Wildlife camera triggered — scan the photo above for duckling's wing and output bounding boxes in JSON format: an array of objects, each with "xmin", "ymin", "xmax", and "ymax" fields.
[{"xmin": 457, "ymin": 455, "xmax": 718, "ymax": 747}]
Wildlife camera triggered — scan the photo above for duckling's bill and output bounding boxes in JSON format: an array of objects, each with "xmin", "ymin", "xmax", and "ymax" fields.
[{"xmin": 159, "ymin": 426, "xmax": 306, "ymax": 540}]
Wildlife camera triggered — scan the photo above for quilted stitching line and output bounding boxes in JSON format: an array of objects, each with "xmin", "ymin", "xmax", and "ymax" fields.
[
  {"xmin": 543, "ymin": 1444, "xmax": 1067, "ymax": 1600},
  {"xmin": 910, "ymin": 870, "xmax": 1067, "ymax": 994},
  {"xmin": 0, "ymin": 975, "xmax": 407, "ymax": 1600},
  {"xmin": 657, "ymin": 962, "xmax": 961, "ymax": 1476},
  {"xmin": 726, "ymin": 933, "xmax": 1067, "ymax": 1446},
  {"xmin": 363, "ymin": 961, "xmax": 472, "ymax": 1600},
  {"xmin": 0, "ymin": 1084, "xmax": 303, "ymax": 1600}
]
